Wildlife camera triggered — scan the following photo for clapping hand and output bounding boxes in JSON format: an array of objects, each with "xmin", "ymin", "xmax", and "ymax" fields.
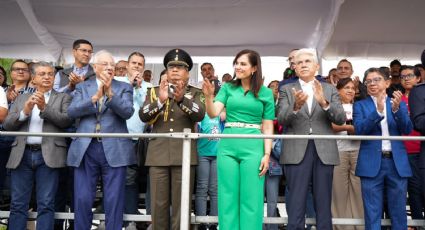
[
  {"xmin": 292, "ymin": 88, "xmax": 308, "ymax": 111},
  {"xmin": 202, "ymin": 78, "xmax": 215, "ymax": 99},
  {"xmin": 312, "ymin": 79, "xmax": 328, "ymax": 108},
  {"xmin": 33, "ymin": 91, "xmax": 46, "ymax": 111},
  {"xmin": 6, "ymin": 85, "xmax": 18, "ymax": 102},
  {"xmin": 391, "ymin": 90, "xmax": 402, "ymax": 112}
]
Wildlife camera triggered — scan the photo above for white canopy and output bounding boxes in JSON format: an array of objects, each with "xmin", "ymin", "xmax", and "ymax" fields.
[{"xmin": 1, "ymin": 0, "xmax": 424, "ymax": 62}]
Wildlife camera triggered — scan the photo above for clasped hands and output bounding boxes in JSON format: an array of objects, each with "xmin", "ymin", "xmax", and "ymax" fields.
[
  {"xmin": 91, "ymin": 71, "xmax": 113, "ymax": 104},
  {"xmin": 158, "ymin": 78, "xmax": 186, "ymax": 104},
  {"xmin": 23, "ymin": 91, "xmax": 46, "ymax": 115}
]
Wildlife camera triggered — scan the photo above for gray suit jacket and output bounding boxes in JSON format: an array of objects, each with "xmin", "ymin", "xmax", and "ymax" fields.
[
  {"xmin": 277, "ymin": 80, "xmax": 345, "ymax": 165},
  {"xmin": 3, "ymin": 90, "xmax": 73, "ymax": 169}
]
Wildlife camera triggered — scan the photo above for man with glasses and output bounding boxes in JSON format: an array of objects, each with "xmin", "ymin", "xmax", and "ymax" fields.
[
  {"xmin": 3, "ymin": 62, "xmax": 73, "ymax": 230},
  {"xmin": 115, "ymin": 60, "xmax": 128, "ymax": 77},
  {"xmin": 354, "ymin": 67, "xmax": 412, "ymax": 229},
  {"xmin": 278, "ymin": 48, "xmax": 345, "ymax": 230},
  {"xmin": 67, "ymin": 50, "xmax": 136, "ymax": 230},
  {"xmin": 140, "ymin": 48, "xmax": 205, "ymax": 230},
  {"xmin": 54, "ymin": 39, "xmax": 96, "ymax": 94}
]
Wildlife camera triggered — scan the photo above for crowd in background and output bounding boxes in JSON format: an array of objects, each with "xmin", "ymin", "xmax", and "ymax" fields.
[{"xmin": 0, "ymin": 39, "xmax": 425, "ymax": 230}]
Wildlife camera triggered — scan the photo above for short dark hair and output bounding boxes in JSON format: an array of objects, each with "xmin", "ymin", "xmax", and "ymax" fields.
[
  {"xmin": 10, "ymin": 59, "xmax": 28, "ymax": 70},
  {"xmin": 0, "ymin": 65, "xmax": 7, "ymax": 87},
  {"xmin": 73, "ymin": 39, "xmax": 93, "ymax": 50},
  {"xmin": 363, "ymin": 67, "xmax": 389, "ymax": 83},
  {"xmin": 414, "ymin": 64, "xmax": 424, "ymax": 69},
  {"xmin": 336, "ymin": 77, "xmax": 353, "ymax": 90},
  {"xmin": 390, "ymin": 59, "xmax": 401, "ymax": 67},
  {"xmin": 230, "ymin": 49, "xmax": 263, "ymax": 98},
  {"xmin": 379, "ymin": 66, "xmax": 390, "ymax": 79},
  {"xmin": 200, "ymin": 62, "xmax": 213, "ymax": 70},
  {"xmin": 337, "ymin": 59, "xmax": 353, "ymax": 69},
  {"xmin": 128, "ymin": 52, "xmax": 145, "ymax": 63},
  {"xmin": 400, "ymin": 65, "xmax": 421, "ymax": 77},
  {"xmin": 267, "ymin": 80, "xmax": 279, "ymax": 88}
]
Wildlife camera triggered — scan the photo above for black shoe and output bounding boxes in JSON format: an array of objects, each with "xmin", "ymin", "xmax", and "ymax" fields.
[{"xmin": 209, "ymin": 224, "xmax": 218, "ymax": 230}]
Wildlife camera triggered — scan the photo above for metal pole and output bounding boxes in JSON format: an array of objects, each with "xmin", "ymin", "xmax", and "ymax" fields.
[{"xmin": 180, "ymin": 128, "xmax": 192, "ymax": 230}]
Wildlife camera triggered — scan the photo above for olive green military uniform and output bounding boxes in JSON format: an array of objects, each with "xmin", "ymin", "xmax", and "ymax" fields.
[{"xmin": 139, "ymin": 85, "xmax": 205, "ymax": 230}]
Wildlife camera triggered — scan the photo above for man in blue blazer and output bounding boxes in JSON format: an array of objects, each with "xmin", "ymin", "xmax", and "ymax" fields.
[
  {"xmin": 354, "ymin": 67, "xmax": 412, "ymax": 230},
  {"xmin": 67, "ymin": 50, "xmax": 136, "ymax": 230}
]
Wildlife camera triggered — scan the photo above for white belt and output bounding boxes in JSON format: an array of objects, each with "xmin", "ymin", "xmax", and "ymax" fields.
[{"xmin": 225, "ymin": 122, "xmax": 261, "ymax": 129}]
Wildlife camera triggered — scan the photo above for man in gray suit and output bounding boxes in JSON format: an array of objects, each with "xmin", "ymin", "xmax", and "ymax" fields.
[
  {"xmin": 278, "ymin": 48, "xmax": 345, "ymax": 230},
  {"xmin": 3, "ymin": 61, "xmax": 73, "ymax": 230}
]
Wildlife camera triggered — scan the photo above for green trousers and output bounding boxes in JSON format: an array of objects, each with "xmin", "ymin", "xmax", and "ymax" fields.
[{"xmin": 217, "ymin": 151, "xmax": 265, "ymax": 230}]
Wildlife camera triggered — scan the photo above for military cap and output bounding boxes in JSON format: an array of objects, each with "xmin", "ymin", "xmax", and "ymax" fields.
[{"xmin": 163, "ymin": 48, "xmax": 193, "ymax": 71}]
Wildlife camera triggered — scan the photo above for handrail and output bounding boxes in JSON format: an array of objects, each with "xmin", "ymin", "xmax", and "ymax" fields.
[{"xmin": 0, "ymin": 130, "xmax": 424, "ymax": 228}]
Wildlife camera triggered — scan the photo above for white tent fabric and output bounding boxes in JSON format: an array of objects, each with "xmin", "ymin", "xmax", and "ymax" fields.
[{"xmin": 0, "ymin": 0, "xmax": 424, "ymax": 62}]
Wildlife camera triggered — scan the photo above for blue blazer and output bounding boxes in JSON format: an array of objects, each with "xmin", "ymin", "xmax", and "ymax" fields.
[
  {"xmin": 353, "ymin": 96, "xmax": 412, "ymax": 178},
  {"xmin": 67, "ymin": 78, "xmax": 136, "ymax": 167}
]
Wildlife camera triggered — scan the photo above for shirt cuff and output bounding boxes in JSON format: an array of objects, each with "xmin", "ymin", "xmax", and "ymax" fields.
[
  {"xmin": 322, "ymin": 104, "xmax": 330, "ymax": 111},
  {"xmin": 19, "ymin": 110, "xmax": 29, "ymax": 121}
]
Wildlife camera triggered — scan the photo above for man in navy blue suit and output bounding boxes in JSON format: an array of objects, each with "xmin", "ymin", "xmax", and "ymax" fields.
[
  {"xmin": 354, "ymin": 67, "xmax": 412, "ymax": 229},
  {"xmin": 67, "ymin": 50, "xmax": 136, "ymax": 230}
]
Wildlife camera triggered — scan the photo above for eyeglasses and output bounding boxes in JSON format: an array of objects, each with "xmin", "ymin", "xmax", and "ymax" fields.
[
  {"xmin": 96, "ymin": 62, "xmax": 115, "ymax": 68},
  {"xmin": 400, "ymin": 73, "xmax": 417, "ymax": 80},
  {"xmin": 76, "ymin": 48, "xmax": 93, "ymax": 54},
  {"xmin": 167, "ymin": 64, "xmax": 188, "ymax": 71},
  {"xmin": 364, "ymin": 77, "xmax": 384, "ymax": 86},
  {"xmin": 36, "ymin": 72, "xmax": 55, "ymax": 77},
  {"xmin": 11, "ymin": 67, "xmax": 29, "ymax": 73},
  {"xmin": 115, "ymin": 67, "xmax": 127, "ymax": 72}
]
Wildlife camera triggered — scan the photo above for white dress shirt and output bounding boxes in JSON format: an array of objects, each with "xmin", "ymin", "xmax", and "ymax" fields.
[
  {"xmin": 19, "ymin": 91, "xmax": 51, "ymax": 144},
  {"xmin": 371, "ymin": 95, "xmax": 392, "ymax": 151},
  {"xmin": 299, "ymin": 78, "xmax": 314, "ymax": 114}
]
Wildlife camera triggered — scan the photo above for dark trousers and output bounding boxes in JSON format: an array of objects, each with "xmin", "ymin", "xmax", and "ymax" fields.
[
  {"xmin": 285, "ymin": 140, "xmax": 334, "ymax": 230},
  {"xmin": 74, "ymin": 140, "xmax": 126, "ymax": 230},
  {"xmin": 407, "ymin": 154, "xmax": 424, "ymax": 220}
]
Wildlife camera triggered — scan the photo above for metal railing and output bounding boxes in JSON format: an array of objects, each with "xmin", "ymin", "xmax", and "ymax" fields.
[{"xmin": 1, "ymin": 130, "xmax": 425, "ymax": 229}]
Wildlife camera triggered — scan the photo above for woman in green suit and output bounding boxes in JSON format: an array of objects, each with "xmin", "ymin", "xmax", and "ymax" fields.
[{"xmin": 203, "ymin": 49, "xmax": 275, "ymax": 230}]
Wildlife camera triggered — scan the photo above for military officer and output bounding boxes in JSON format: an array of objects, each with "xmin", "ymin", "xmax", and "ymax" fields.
[{"xmin": 139, "ymin": 48, "xmax": 205, "ymax": 230}]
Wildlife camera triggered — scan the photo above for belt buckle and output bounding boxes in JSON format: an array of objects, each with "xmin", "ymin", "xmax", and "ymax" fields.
[{"xmin": 382, "ymin": 151, "xmax": 392, "ymax": 158}]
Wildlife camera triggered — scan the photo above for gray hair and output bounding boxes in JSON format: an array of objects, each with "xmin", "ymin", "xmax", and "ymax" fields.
[
  {"xmin": 294, "ymin": 48, "xmax": 319, "ymax": 64},
  {"xmin": 92, "ymin": 50, "xmax": 114, "ymax": 64},
  {"xmin": 30, "ymin": 61, "xmax": 54, "ymax": 76}
]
